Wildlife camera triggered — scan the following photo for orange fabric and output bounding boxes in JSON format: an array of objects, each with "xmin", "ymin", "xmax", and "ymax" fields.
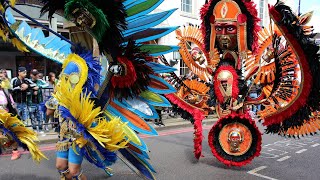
[
  {"xmin": 213, "ymin": 1, "xmax": 241, "ymax": 20},
  {"xmin": 238, "ymin": 24, "xmax": 248, "ymax": 54}
]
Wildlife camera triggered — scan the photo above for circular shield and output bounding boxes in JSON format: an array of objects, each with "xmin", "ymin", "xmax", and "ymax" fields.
[{"xmin": 208, "ymin": 113, "xmax": 262, "ymax": 166}]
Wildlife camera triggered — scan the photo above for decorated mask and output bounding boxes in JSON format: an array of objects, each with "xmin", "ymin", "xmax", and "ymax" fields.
[
  {"xmin": 201, "ymin": 0, "xmax": 260, "ymax": 61},
  {"xmin": 217, "ymin": 70, "xmax": 233, "ymax": 98},
  {"xmin": 191, "ymin": 47, "xmax": 206, "ymax": 65},
  {"xmin": 215, "ymin": 22, "xmax": 238, "ymax": 51},
  {"xmin": 109, "ymin": 64, "xmax": 123, "ymax": 75},
  {"xmin": 60, "ymin": 54, "xmax": 88, "ymax": 93},
  {"xmin": 228, "ymin": 129, "xmax": 243, "ymax": 153},
  {"xmin": 72, "ymin": 8, "xmax": 96, "ymax": 29}
]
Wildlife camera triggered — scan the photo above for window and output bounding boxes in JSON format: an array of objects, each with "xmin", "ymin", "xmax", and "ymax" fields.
[
  {"xmin": 180, "ymin": 60, "xmax": 189, "ymax": 76},
  {"xmin": 181, "ymin": 0, "xmax": 192, "ymax": 13},
  {"xmin": 259, "ymin": 0, "xmax": 265, "ymax": 26}
]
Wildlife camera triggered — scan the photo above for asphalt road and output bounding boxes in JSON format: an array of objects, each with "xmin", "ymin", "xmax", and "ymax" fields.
[{"xmin": 0, "ymin": 124, "xmax": 319, "ymax": 180}]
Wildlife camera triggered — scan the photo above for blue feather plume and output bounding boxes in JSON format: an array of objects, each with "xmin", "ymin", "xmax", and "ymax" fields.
[
  {"xmin": 119, "ymin": 149, "xmax": 155, "ymax": 180},
  {"xmin": 72, "ymin": 47, "xmax": 102, "ymax": 97}
]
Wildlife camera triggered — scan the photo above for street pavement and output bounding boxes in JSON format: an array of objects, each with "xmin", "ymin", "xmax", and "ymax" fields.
[{"xmin": 0, "ymin": 119, "xmax": 319, "ymax": 180}]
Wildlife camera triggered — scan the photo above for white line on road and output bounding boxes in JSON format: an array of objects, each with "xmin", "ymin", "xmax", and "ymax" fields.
[
  {"xmin": 247, "ymin": 166, "xmax": 278, "ymax": 180},
  {"xmin": 277, "ymin": 156, "xmax": 291, "ymax": 162},
  {"xmin": 296, "ymin": 149, "xmax": 307, "ymax": 154},
  {"xmin": 311, "ymin": 143, "xmax": 320, "ymax": 147}
]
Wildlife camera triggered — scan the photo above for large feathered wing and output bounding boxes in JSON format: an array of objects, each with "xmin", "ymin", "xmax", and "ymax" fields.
[{"xmin": 253, "ymin": 2, "xmax": 320, "ymax": 137}]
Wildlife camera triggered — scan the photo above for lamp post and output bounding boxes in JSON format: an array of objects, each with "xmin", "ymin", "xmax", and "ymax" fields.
[{"xmin": 298, "ymin": 0, "xmax": 301, "ymax": 16}]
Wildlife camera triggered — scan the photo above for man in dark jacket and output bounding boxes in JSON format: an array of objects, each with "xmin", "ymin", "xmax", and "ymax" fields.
[{"xmin": 10, "ymin": 67, "xmax": 37, "ymax": 125}]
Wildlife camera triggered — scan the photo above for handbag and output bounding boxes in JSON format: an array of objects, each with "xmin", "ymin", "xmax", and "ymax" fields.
[{"xmin": 2, "ymin": 89, "xmax": 20, "ymax": 118}]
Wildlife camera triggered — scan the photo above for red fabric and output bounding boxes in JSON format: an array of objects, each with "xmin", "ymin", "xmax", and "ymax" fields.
[
  {"xmin": 263, "ymin": 7, "xmax": 312, "ymax": 126},
  {"xmin": 111, "ymin": 56, "xmax": 137, "ymax": 88},
  {"xmin": 209, "ymin": 15, "xmax": 215, "ymax": 24},
  {"xmin": 213, "ymin": 65, "xmax": 239, "ymax": 104},
  {"xmin": 237, "ymin": 14, "xmax": 247, "ymax": 24},
  {"xmin": 165, "ymin": 94, "xmax": 205, "ymax": 159},
  {"xmin": 208, "ymin": 112, "xmax": 262, "ymax": 167}
]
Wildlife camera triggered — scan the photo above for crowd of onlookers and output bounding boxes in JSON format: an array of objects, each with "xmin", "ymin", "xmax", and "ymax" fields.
[
  {"xmin": 0, "ymin": 67, "xmax": 60, "ymax": 160},
  {"xmin": 0, "ymin": 67, "xmax": 58, "ymax": 134}
]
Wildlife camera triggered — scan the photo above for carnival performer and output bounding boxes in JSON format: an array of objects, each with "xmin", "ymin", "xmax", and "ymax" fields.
[
  {"xmin": 0, "ymin": 71, "xmax": 20, "ymax": 160},
  {"xmin": 0, "ymin": 108, "xmax": 48, "ymax": 163},
  {"xmin": 167, "ymin": 0, "xmax": 320, "ymax": 167},
  {"xmin": 0, "ymin": 0, "xmax": 179, "ymax": 179}
]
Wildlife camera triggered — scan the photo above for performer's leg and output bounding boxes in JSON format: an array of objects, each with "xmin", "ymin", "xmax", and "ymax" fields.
[
  {"xmin": 11, "ymin": 142, "xmax": 21, "ymax": 160},
  {"xmin": 68, "ymin": 163, "xmax": 87, "ymax": 180},
  {"xmin": 67, "ymin": 145, "xmax": 86, "ymax": 180},
  {"xmin": 56, "ymin": 151, "xmax": 69, "ymax": 180}
]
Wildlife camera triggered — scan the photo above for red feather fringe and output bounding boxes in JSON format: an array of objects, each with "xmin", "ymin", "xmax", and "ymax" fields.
[
  {"xmin": 263, "ymin": 7, "xmax": 312, "ymax": 126},
  {"xmin": 165, "ymin": 93, "xmax": 205, "ymax": 159},
  {"xmin": 214, "ymin": 65, "xmax": 239, "ymax": 104},
  {"xmin": 111, "ymin": 56, "xmax": 137, "ymax": 88},
  {"xmin": 208, "ymin": 112, "xmax": 262, "ymax": 167},
  {"xmin": 200, "ymin": 1, "xmax": 210, "ymax": 53},
  {"xmin": 243, "ymin": 0, "xmax": 261, "ymax": 54}
]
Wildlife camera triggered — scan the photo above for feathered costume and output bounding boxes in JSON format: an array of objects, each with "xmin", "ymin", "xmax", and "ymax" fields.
[
  {"xmin": 166, "ymin": 0, "xmax": 320, "ymax": 167},
  {"xmin": 0, "ymin": 110, "xmax": 47, "ymax": 162},
  {"xmin": 0, "ymin": 0, "xmax": 178, "ymax": 179}
]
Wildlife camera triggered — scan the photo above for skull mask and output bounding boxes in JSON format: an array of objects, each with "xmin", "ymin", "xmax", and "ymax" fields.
[{"xmin": 228, "ymin": 129, "xmax": 243, "ymax": 153}]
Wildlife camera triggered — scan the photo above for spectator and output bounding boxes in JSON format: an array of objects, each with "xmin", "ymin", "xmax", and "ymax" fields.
[
  {"xmin": 45, "ymin": 72, "xmax": 59, "ymax": 131},
  {"xmin": 47, "ymin": 72, "xmax": 58, "ymax": 89},
  {"xmin": 38, "ymin": 73, "xmax": 44, "ymax": 80},
  {"xmin": 11, "ymin": 67, "xmax": 35, "ymax": 125},
  {"xmin": 28, "ymin": 69, "xmax": 48, "ymax": 132},
  {"xmin": 0, "ymin": 72, "xmax": 21, "ymax": 160},
  {"xmin": 0, "ymin": 69, "xmax": 10, "ymax": 89},
  {"xmin": 154, "ymin": 107, "xmax": 165, "ymax": 126}
]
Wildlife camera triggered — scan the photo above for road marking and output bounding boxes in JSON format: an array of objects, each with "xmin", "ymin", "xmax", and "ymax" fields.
[
  {"xmin": 277, "ymin": 156, "xmax": 291, "ymax": 162},
  {"xmin": 247, "ymin": 166, "xmax": 278, "ymax": 180},
  {"xmin": 311, "ymin": 143, "xmax": 320, "ymax": 147},
  {"xmin": 260, "ymin": 148, "xmax": 288, "ymax": 159},
  {"xmin": 296, "ymin": 149, "xmax": 307, "ymax": 154}
]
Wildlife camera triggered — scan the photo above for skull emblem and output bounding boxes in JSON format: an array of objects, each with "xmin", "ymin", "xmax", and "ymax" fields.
[{"xmin": 228, "ymin": 129, "xmax": 243, "ymax": 153}]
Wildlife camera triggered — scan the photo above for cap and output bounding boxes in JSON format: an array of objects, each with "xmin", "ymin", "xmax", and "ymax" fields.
[
  {"xmin": 18, "ymin": 67, "xmax": 27, "ymax": 72},
  {"xmin": 31, "ymin": 69, "xmax": 39, "ymax": 75}
]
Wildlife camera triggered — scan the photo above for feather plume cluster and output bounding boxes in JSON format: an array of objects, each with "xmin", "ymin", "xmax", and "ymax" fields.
[
  {"xmin": 53, "ymin": 78, "xmax": 134, "ymax": 152},
  {"xmin": 0, "ymin": 110, "xmax": 47, "ymax": 163}
]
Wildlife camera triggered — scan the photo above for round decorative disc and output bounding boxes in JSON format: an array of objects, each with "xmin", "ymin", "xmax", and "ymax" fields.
[{"xmin": 218, "ymin": 122, "xmax": 252, "ymax": 156}]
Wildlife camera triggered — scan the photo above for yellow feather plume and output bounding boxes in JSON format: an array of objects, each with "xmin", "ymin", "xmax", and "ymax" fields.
[
  {"xmin": 9, "ymin": 0, "xmax": 16, "ymax": 7},
  {"xmin": 0, "ymin": 27, "xmax": 7, "ymax": 42},
  {"xmin": 0, "ymin": 4, "xmax": 4, "ymax": 13},
  {"xmin": 54, "ymin": 78, "xmax": 133, "ymax": 152},
  {"xmin": 11, "ymin": 38, "xmax": 29, "ymax": 52},
  {"xmin": 0, "ymin": 110, "xmax": 48, "ymax": 163}
]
